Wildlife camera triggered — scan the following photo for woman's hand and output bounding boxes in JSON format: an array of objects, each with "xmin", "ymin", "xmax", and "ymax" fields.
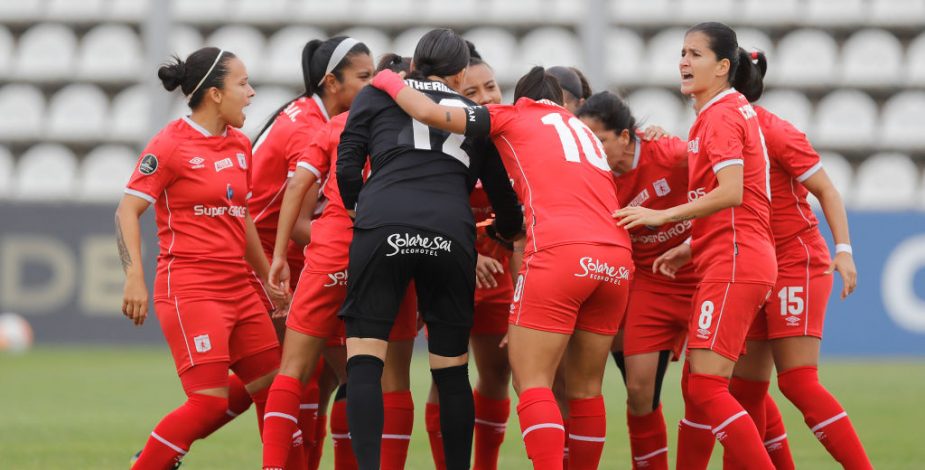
[
  {"xmin": 642, "ymin": 125, "xmax": 669, "ymax": 141},
  {"xmin": 122, "ymin": 274, "xmax": 149, "ymax": 326},
  {"xmin": 826, "ymin": 251, "xmax": 858, "ymax": 300},
  {"xmin": 613, "ymin": 206, "xmax": 670, "ymax": 230},
  {"xmin": 652, "ymin": 243, "xmax": 693, "ymax": 280},
  {"xmin": 476, "ymin": 254, "xmax": 504, "ymax": 289}
]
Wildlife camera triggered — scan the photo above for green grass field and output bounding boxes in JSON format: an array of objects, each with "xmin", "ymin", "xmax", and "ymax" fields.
[{"xmin": 1, "ymin": 347, "xmax": 923, "ymax": 469}]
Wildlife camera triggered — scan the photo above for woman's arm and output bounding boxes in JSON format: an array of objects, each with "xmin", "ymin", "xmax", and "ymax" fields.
[
  {"xmin": 115, "ymin": 195, "xmax": 150, "ymax": 326},
  {"xmin": 615, "ymin": 165, "xmax": 743, "ymax": 229},
  {"xmin": 802, "ymin": 169, "xmax": 857, "ymax": 299},
  {"xmin": 371, "ymin": 70, "xmax": 482, "ymax": 136},
  {"xmin": 245, "ymin": 212, "xmax": 270, "ymax": 282},
  {"xmin": 291, "ymin": 181, "xmax": 321, "ymax": 246},
  {"xmin": 269, "ymin": 168, "xmax": 319, "ymax": 290}
]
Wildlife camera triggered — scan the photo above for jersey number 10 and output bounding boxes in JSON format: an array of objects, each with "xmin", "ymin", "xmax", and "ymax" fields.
[{"xmin": 540, "ymin": 113, "xmax": 611, "ymax": 172}]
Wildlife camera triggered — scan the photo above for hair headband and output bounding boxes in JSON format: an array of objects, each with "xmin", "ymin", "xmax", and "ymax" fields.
[
  {"xmin": 318, "ymin": 38, "xmax": 359, "ymax": 86},
  {"xmin": 188, "ymin": 49, "xmax": 224, "ymax": 101}
]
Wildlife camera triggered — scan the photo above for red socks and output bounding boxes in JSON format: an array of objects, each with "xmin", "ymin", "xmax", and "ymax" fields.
[
  {"xmin": 684, "ymin": 373, "xmax": 774, "ymax": 469},
  {"xmin": 330, "ymin": 398, "xmax": 357, "ymax": 470},
  {"xmin": 517, "ymin": 387, "xmax": 565, "ymax": 470},
  {"xmin": 473, "ymin": 390, "xmax": 510, "ymax": 470},
  {"xmin": 676, "ymin": 363, "xmax": 715, "ymax": 470},
  {"xmin": 567, "ymin": 396, "xmax": 606, "ymax": 470},
  {"xmin": 262, "ymin": 374, "xmax": 306, "ymax": 470},
  {"xmin": 763, "ymin": 394, "xmax": 795, "ymax": 470},
  {"xmin": 201, "ymin": 374, "xmax": 253, "ymax": 438},
  {"xmin": 778, "ymin": 366, "xmax": 872, "ymax": 470},
  {"xmin": 724, "ymin": 377, "xmax": 771, "ymax": 469},
  {"xmin": 132, "ymin": 393, "xmax": 229, "ymax": 469},
  {"xmin": 300, "ymin": 382, "xmax": 321, "ymax": 466},
  {"xmin": 307, "ymin": 413, "xmax": 326, "ymax": 470},
  {"xmin": 425, "ymin": 402, "xmax": 447, "ymax": 470},
  {"xmin": 381, "ymin": 390, "xmax": 414, "ymax": 470},
  {"xmin": 626, "ymin": 404, "xmax": 669, "ymax": 470}
]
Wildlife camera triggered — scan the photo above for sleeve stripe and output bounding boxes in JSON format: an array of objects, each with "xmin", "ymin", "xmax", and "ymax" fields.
[
  {"xmin": 245, "ymin": 191, "xmax": 253, "ymax": 200},
  {"xmin": 712, "ymin": 159, "xmax": 744, "ymax": 173},
  {"xmin": 286, "ymin": 171, "xmax": 296, "ymax": 178},
  {"xmin": 297, "ymin": 161, "xmax": 322, "ymax": 179},
  {"xmin": 796, "ymin": 162, "xmax": 823, "ymax": 183},
  {"xmin": 124, "ymin": 188, "xmax": 156, "ymax": 204}
]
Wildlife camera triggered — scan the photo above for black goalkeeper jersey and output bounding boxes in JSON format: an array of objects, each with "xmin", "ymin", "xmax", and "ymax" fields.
[{"xmin": 336, "ymin": 78, "xmax": 521, "ymax": 247}]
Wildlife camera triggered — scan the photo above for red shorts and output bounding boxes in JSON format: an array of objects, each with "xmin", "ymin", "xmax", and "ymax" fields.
[
  {"xmin": 687, "ymin": 281, "xmax": 773, "ymax": 361},
  {"xmin": 748, "ymin": 232, "xmax": 833, "ymax": 341},
  {"xmin": 155, "ymin": 292, "xmax": 280, "ymax": 376},
  {"xmin": 622, "ymin": 279, "xmax": 694, "ymax": 358},
  {"xmin": 472, "ymin": 273, "xmax": 513, "ymax": 336},
  {"xmin": 287, "ymin": 269, "xmax": 418, "ymax": 343},
  {"xmin": 509, "ymin": 244, "xmax": 633, "ymax": 335}
]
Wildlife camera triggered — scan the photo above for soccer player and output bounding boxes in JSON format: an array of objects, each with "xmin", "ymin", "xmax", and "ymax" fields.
[
  {"xmin": 614, "ymin": 22, "xmax": 778, "ymax": 469},
  {"xmin": 576, "ymin": 91, "xmax": 690, "ymax": 470},
  {"xmin": 546, "ymin": 66, "xmax": 587, "ymax": 113},
  {"xmin": 116, "ymin": 47, "xmax": 283, "ymax": 470},
  {"xmin": 370, "ymin": 65, "xmax": 634, "ymax": 470},
  {"xmin": 336, "ymin": 29, "xmax": 522, "ymax": 470},
  {"xmin": 249, "ymin": 35, "xmax": 373, "ymax": 469},
  {"xmin": 261, "ymin": 53, "xmax": 420, "ymax": 470}
]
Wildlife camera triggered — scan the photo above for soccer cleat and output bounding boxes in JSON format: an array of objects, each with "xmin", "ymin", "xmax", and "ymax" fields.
[{"xmin": 130, "ymin": 451, "xmax": 182, "ymax": 469}]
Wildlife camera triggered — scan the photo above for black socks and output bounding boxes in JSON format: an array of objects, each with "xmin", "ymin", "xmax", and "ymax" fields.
[
  {"xmin": 431, "ymin": 364, "xmax": 474, "ymax": 470},
  {"xmin": 346, "ymin": 355, "xmax": 384, "ymax": 470}
]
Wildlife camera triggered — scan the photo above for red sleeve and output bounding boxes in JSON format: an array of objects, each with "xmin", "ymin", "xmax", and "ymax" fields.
[
  {"xmin": 242, "ymin": 138, "xmax": 254, "ymax": 200},
  {"xmin": 296, "ymin": 124, "xmax": 332, "ymax": 181},
  {"xmin": 702, "ymin": 109, "xmax": 746, "ymax": 174},
  {"xmin": 285, "ymin": 125, "xmax": 317, "ymax": 175},
  {"xmin": 760, "ymin": 109, "xmax": 822, "ymax": 183},
  {"xmin": 487, "ymin": 104, "xmax": 515, "ymax": 138},
  {"xmin": 653, "ymin": 135, "xmax": 688, "ymax": 167},
  {"xmin": 124, "ymin": 133, "xmax": 178, "ymax": 204}
]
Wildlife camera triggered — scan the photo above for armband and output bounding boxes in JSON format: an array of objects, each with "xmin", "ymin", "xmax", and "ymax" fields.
[{"xmin": 464, "ymin": 106, "xmax": 491, "ymax": 138}]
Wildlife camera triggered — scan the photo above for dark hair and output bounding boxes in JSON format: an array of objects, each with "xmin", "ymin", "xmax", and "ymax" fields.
[
  {"xmin": 686, "ymin": 22, "xmax": 766, "ymax": 102},
  {"xmin": 410, "ymin": 28, "xmax": 469, "ymax": 80},
  {"xmin": 546, "ymin": 66, "xmax": 583, "ymax": 101},
  {"xmin": 571, "ymin": 67, "xmax": 592, "ymax": 99},
  {"xmin": 513, "ymin": 66, "xmax": 564, "ymax": 105},
  {"xmin": 466, "ymin": 40, "xmax": 485, "ymax": 67},
  {"xmin": 302, "ymin": 36, "xmax": 371, "ymax": 97},
  {"xmin": 158, "ymin": 47, "xmax": 236, "ymax": 109},
  {"xmin": 576, "ymin": 91, "xmax": 637, "ymax": 134},
  {"xmin": 377, "ymin": 53, "xmax": 412, "ymax": 74}
]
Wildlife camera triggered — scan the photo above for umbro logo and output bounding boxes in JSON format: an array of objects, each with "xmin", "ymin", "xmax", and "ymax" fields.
[{"xmin": 189, "ymin": 156, "xmax": 205, "ymax": 169}]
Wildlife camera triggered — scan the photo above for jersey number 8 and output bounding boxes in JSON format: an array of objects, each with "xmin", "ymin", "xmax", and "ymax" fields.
[
  {"xmin": 540, "ymin": 113, "xmax": 611, "ymax": 172},
  {"xmin": 698, "ymin": 300, "xmax": 715, "ymax": 330}
]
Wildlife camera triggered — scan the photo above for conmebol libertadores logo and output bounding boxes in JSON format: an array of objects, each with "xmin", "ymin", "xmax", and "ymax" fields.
[
  {"xmin": 574, "ymin": 257, "xmax": 631, "ymax": 285},
  {"xmin": 386, "ymin": 233, "xmax": 453, "ymax": 257}
]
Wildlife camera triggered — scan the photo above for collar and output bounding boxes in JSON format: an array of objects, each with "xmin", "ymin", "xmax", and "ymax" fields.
[
  {"xmin": 631, "ymin": 135, "xmax": 641, "ymax": 170},
  {"xmin": 696, "ymin": 88, "xmax": 737, "ymax": 115},
  {"xmin": 182, "ymin": 116, "xmax": 227, "ymax": 137},
  {"xmin": 312, "ymin": 94, "xmax": 331, "ymax": 122}
]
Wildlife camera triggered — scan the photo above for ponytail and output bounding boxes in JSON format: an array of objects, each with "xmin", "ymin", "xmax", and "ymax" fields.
[
  {"xmin": 513, "ymin": 66, "xmax": 564, "ymax": 105},
  {"xmin": 377, "ymin": 53, "xmax": 412, "ymax": 74},
  {"xmin": 732, "ymin": 48, "xmax": 767, "ymax": 102}
]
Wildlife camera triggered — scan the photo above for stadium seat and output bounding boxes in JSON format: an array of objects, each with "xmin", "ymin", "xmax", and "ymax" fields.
[
  {"xmin": 549, "ymin": 0, "xmax": 587, "ymax": 23},
  {"xmin": 0, "ymin": 0, "xmax": 42, "ymax": 22},
  {"xmin": 774, "ymin": 29, "xmax": 838, "ymax": 87},
  {"xmin": 356, "ymin": 0, "xmax": 419, "ymax": 24},
  {"xmin": 852, "ymin": 153, "xmax": 918, "ymax": 210},
  {"xmin": 735, "ymin": 28, "xmax": 774, "ymax": 60},
  {"xmin": 611, "ymin": 0, "xmax": 673, "ymax": 24},
  {"xmin": 169, "ymin": 26, "xmax": 204, "ymax": 59},
  {"xmin": 757, "ymin": 90, "xmax": 813, "ymax": 133},
  {"xmin": 13, "ymin": 23, "xmax": 78, "ymax": 81},
  {"xmin": 172, "ymin": 0, "xmax": 228, "ymax": 22},
  {"xmin": 806, "ymin": 151, "xmax": 853, "ymax": 208},
  {"xmin": 231, "ymin": 0, "xmax": 289, "ymax": 23},
  {"xmin": 45, "ymin": 0, "xmax": 106, "ymax": 21},
  {"xmin": 15, "ymin": 144, "xmax": 78, "ymax": 200},
  {"xmin": 110, "ymin": 85, "xmax": 150, "ymax": 142},
  {"xmin": 266, "ymin": 26, "xmax": 326, "ymax": 87},
  {"xmin": 79, "ymin": 145, "xmax": 138, "ymax": 202},
  {"xmin": 626, "ymin": 88, "xmax": 684, "ymax": 137},
  {"xmin": 906, "ymin": 32, "xmax": 925, "ymax": 86},
  {"xmin": 678, "ymin": 0, "xmax": 738, "ymax": 22},
  {"xmin": 804, "ymin": 0, "xmax": 865, "ymax": 25},
  {"xmin": 487, "ymin": 0, "xmax": 544, "ymax": 24},
  {"xmin": 741, "ymin": 0, "xmax": 799, "ymax": 25},
  {"xmin": 0, "ymin": 84, "xmax": 45, "ymax": 141},
  {"xmin": 520, "ymin": 28, "xmax": 584, "ymax": 71},
  {"xmin": 813, "ymin": 90, "xmax": 878, "ymax": 148},
  {"xmin": 47, "ymin": 84, "xmax": 109, "ymax": 142},
  {"xmin": 296, "ymin": 0, "xmax": 351, "ymax": 23},
  {"xmin": 605, "ymin": 28, "xmax": 645, "ymax": 86},
  {"xmin": 645, "ymin": 28, "xmax": 688, "ymax": 86},
  {"xmin": 244, "ymin": 86, "xmax": 299, "ymax": 137},
  {"xmin": 0, "ymin": 146, "xmax": 13, "ymax": 198},
  {"xmin": 393, "ymin": 27, "xmax": 439, "ymax": 58},
  {"xmin": 170, "ymin": 97, "xmax": 189, "ymax": 120},
  {"xmin": 109, "ymin": 0, "xmax": 148, "ymax": 21},
  {"xmin": 840, "ymin": 29, "xmax": 902, "ymax": 87},
  {"xmin": 870, "ymin": 0, "xmax": 925, "ymax": 26},
  {"xmin": 422, "ymin": 0, "xmax": 479, "ymax": 23},
  {"xmin": 78, "ymin": 25, "xmax": 143, "ymax": 82},
  {"xmin": 880, "ymin": 91, "xmax": 925, "ymax": 148},
  {"xmin": 0, "ymin": 26, "xmax": 12, "ymax": 78},
  {"xmin": 337, "ymin": 28, "xmax": 391, "ymax": 69},
  {"xmin": 206, "ymin": 26, "xmax": 265, "ymax": 81},
  {"xmin": 464, "ymin": 28, "xmax": 519, "ymax": 83}
]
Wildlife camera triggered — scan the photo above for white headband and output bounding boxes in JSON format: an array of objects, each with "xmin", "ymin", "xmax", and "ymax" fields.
[
  {"xmin": 318, "ymin": 38, "xmax": 359, "ymax": 86},
  {"xmin": 188, "ymin": 49, "xmax": 225, "ymax": 101}
]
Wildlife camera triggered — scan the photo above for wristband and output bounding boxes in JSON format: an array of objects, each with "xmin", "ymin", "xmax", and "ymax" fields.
[
  {"xmin": 835, "ymin": 243, "xmax": 852, "ymax": 255},
  {"xmin": 371, "ymin": 69, "xmax": 406, "ymax": 100}
]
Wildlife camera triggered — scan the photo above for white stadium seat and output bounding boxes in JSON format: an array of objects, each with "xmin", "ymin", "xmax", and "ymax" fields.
[
  {"xmin": 549, "ymin": 0, "xmax": 586, "ymax": 24},
  {"xmin": 870, "ymin": 0, "xmax": 925, "ymax": 26},
  {"xmin": 78, "ymin": 25, "xmax": 143, "ymax": 82},
  {"xmin": 0, "ymin": 26, "xmax": 12, "ymax": 78},
  {"xmin": 172, "ymin": 0, "xmax": 228, "ymax": 22},
  {"xmin": 757, "ymin": 90, "xmax": 813, "ymax": 134},
  {"xmin": 880, "ymin": 91, "xmax": 925, "ymax": 148},
  {"xmin": 296, "ymin": 0, "xmax": 351, "ymax": 23},
  {"xmin": 520, "ymin": 28, "xmax": 584, "ymax": 71},
  {"xmin": 464, "ymin": 28, "xmax": 519, "ymax": 83},
  {"xmin": 356, "ymin": 0, "xmax": 418, "ymax": 24},
  {"xmin": 774, "ymin": 29, "xmax": 838, "ymax": 87},
  {"xmin": 206, "ymin": 26, "xmax": 265, "ymax": 81},
  {"xmin": 813, "ymin": 90, "xmax": 877, "ymax": 148},
  {"xmin": 169, "ymin": 26, "xmax": 204, "ymax": 59},
  {"xmin": 807, "ymin": 151, "xmax": 853, "ymax": 208},
  {"xmin": 679, "ymin": 0, "xmax": 738, "ymax": 23},
  {"xmin": 244, "ymin": 86, "xmax": 299, "ymax": 137},
  {"xmin": 741, "ymin": 0, "xmax": 799, "ymax": 25},
  {"xmin": 852, "ymin": 153, "xmax": 918, "ymax": 210},
  {"xmin": 645, "ymin": 28, "xmax": 687, "ymax": 86},
  {"xmin": 0, "ymin": 84, "xmax": 45, "ymax": 141},
  {"xmin": 612, "ymin": 0, "xmax": 673, "ymax": 24},
  {"xmin": 0, "ymin": 0, "xmax": 42, "ymax": 21},
  {"xmin": 0, "ymin": 146, "xmax": 13, "ymax": 198},
  {"xmin": 79, "ymin": 145, "xmax": 138, "ymax": 202},
  {"xmin": 47, "ymin": 84, "xmax": 109, "ymax": 141},
  {"xmin": 14, "ymin": 23, "xmax": 78, "ymax": 81},
  {"xmin": 110, "ymin": 85, "xmax": 150, "ymax": 142},
  {"xmin": 488, "ymin": 0, "xmax": 543, "ymax": 24},
  {"xmin": 805, "ymin": 0, "xmax": 866, "ymax": 25},
  {"xmin": 840, "ymin": 29, "xmax": 902, "ymax": 87},
  {"xmin": 626, "ymin": 88, "xmax": 684, "ymax": 137},
  {"xmin": 231, "ymin": 0, "xmax": 289, "ymax": 23},
  {"xmin": 109, "ymin": 0, "xmax": 149, "ymax": 21},
  {"xmin": 15, "ymin": 144, "xmax": 78, "ymax": 200},
  {"xmin": 170, "ymin": 97, "xmax": 189, "ymax": 120},
  {"xmin": 266, "ymin": 26, "xmax": 327, "ymax": 86},
  {"xmin": 337, "ymin": 28, "xmax": 391, "ymax": 70},
  {"xmin": 45, "ymin": 0, "xmax": 106, "ymax": 21},
  {"xmin": 422, "ymin": 0, "xmax": 479, "ymax": 23},
  {"xmin": 605, "ymin": 28, "xmax": 645, "ymax": 86},
  {"xmin": 392, "ymin": 27, "xmax": 438, "ymax": 58},
  {"xmin": 735, "ymin": 28, "xmax": 774, "ymax": 60},
  {"xmin": 906, "ymin": 32, "xmax": 925, "ymax": 86}
]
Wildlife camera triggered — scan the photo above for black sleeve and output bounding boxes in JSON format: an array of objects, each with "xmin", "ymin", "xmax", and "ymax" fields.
[
  {"xmin": 477, "ymin": 142, "xmax": 523, "ymax": 240},
  {"xmin": 464, "ymin": 106, "xmax": 491, "ymax": 138},
  {"xmin": 336, "ymin": 88, "xmax": 376, "ymax": 211}
]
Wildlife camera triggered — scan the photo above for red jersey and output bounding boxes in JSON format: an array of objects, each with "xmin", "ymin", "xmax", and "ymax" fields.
[
  {"xmin": 297, "ymin": 112, "xmax": 355, "ymax": 273},
  {"xmin": 686, "ymin": 89, "xmax": 776, "ymax": 284},
  {"xmin": 126, "ymin": 117, "xmax": 254, "ymax": 300},
  {"xmin": 470, "ymin": 183, "xmax": 513, "ymax": 265},
  {"xmin": 249, "ymin": 95, "xmax": 330, "ymax": 256},
  {"xmin": 755, "ymin": 105, "xmax": 822, "ymax": 246},
  {"xmin": 483, "ymin": 98, "xmax": 631, "ymax": 255},
  {"xmin": 613, "ymin": 133, "xmax": 697, "ymax": 289}
]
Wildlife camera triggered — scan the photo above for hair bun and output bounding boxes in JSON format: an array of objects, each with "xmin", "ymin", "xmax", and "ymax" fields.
[{"xmin": 158, "ymin": 57, "xmax": 186, "ymax": 92}]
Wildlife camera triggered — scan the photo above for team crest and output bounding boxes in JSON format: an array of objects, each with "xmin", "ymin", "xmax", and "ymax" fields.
[
  {"xmin": 193, "ymin": 334, "xmax": 212, "ymax": 353},
  {"xmin": 653, "ymin": 178, "xmax": 671, "ymax": 197},
  {"xmin": 236, "ymin": 153, "xmax": 247, "ymax": 169},
  {"xmin": 138, "ymin": 154, "xmax": 158, "ymax": 175}
]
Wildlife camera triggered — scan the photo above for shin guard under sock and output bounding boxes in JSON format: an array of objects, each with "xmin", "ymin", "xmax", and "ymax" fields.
[
  {"xmin": 132, "ymin": 394, "xmax": 229, "ymax": 470},
  {"xmin": 346, "ymin": 355, "xmax": 384, "ymax": 470},
  {"xmin": 517, "ymin": 387, "xmax": 565, "ymax": 470},
  {"xmin": 627, "ymin": 404, "xmax": 669, "ymax": 470},
  {"xmin": 566, "ymin": 396, "xmax": 606, "ymax": 470},
  {"xmin": 431, "ymin": 364, "xmax": 475, "ymax": 470},
  {"xmin": 473, "ymin": 390, "xmax": 510, "ymax": 470}
]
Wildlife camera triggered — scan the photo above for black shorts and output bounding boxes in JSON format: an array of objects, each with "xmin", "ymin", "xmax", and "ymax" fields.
[{"xmin": 340, "ymin": 225, "xmax": 476, "ymax": 356}]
